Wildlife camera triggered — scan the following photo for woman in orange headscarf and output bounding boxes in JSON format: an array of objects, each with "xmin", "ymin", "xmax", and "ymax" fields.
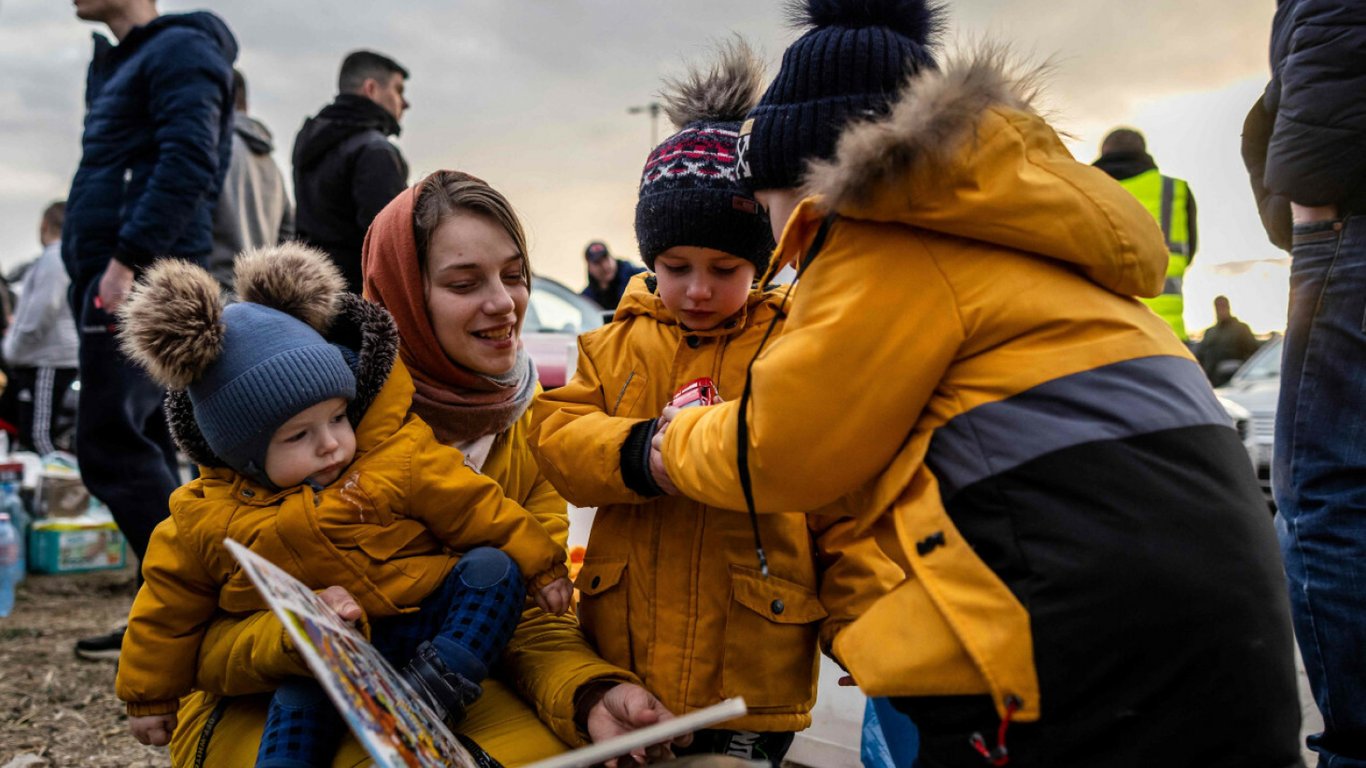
[{"xmin": 170, "ymin": 172, "xmax": 687, "ymax": 767}]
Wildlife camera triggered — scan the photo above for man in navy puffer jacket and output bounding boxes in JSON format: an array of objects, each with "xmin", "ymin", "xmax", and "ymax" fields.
[
  {"xmin": 1243, "ymin": 2, "xmax": 1366, "ymax": 765},
  {"xmin": 62, "ymin": 0, "xmax": 236, "ymax": 661}
]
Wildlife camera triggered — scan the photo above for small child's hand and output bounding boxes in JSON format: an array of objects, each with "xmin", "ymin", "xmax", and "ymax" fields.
[
  {"xmin": 648, "ymin": 430, "xmax": 680, "ymax": 496},
  {"xmin": 656, "ymin": 405, "xmax": 682, "ymax": 432},
  {"xmin": 535, "ymin": 576, "xmax": 574, "ymax": 616},
  {"xmin": 130, "ymin": 713, "xmax": 177, "ymax": 746}
]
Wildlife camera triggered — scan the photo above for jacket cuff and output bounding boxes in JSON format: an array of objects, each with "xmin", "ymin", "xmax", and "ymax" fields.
[
  {"xmin": 619, "ymin": 419, "xmax": 664, "ymax": 498},
  {"xmin": 126, "ymin": 699, "xmax": 180, "ymax": 717},
  {"xmin": 528, "ymin": 561, "xmax": 570, "ymax": 592},
  {"xmin": 112, "ymin": 243, "xmax": 155, "ymax": 272}
]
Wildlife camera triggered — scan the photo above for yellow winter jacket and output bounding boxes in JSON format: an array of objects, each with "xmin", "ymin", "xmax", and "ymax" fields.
[
  {"xmin": 663, "ymin": 50, "xmax": 1295, "ymax": 744},
  {"xmin": 167, "ymin": 407, "xmax": 640, "ymax": 767},
  {"xmin": 117, "ymin": 351, "xmax": 569, "ymax": 717},
  {"xmin": 530, "ymin": 277, "xmax": 901, "ymax": 733}
]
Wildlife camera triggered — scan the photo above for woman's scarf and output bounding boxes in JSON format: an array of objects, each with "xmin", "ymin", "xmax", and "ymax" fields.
[{"xmin": 361, "ymin": 179, "xmax": 537, "ymax": 444}]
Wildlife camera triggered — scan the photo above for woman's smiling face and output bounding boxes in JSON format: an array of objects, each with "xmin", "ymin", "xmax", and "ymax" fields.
[{"xmin": 423, "ymin": 211, "xmax": 529, "ymax": 376}]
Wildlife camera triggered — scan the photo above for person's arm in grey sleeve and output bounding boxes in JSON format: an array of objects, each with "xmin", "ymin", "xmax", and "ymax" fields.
[{"xmin": 278, "ymin": 182, "xmax": 296, "ymax": 243}]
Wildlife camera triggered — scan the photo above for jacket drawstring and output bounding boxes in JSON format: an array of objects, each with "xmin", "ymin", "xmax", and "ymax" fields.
[
  {"xmin": 735, "ymin": 213, "xmax": 837, "ymax": 577},
  {"xmin": 969, "ymin": 695, "xmax": 1021, "ymax": 766}
]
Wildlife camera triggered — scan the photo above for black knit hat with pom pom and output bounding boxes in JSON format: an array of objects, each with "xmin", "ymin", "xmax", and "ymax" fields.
[
  {"xmin": 635, "ymin": 38, "xmax": 773, "ymax": 272},
  {"xmin": 737, "ymin": 0, "xmax": 945, "ymax": 191}
]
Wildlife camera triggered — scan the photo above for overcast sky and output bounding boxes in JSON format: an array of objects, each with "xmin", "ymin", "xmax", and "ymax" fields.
[{"xmin": 0, "ymin": 1, "xmax": 1286, "ymax": 330}]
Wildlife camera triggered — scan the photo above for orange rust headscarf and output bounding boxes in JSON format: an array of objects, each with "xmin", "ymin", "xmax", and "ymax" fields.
[{"xmin": 361, "ymin": 176, "xmax": 535, "ymax": 444}]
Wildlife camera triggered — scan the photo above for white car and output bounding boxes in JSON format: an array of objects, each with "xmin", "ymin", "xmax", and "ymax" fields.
[{"xmin": 1216, "ymin": 335, "xmax": 1283, "ymax": 503}]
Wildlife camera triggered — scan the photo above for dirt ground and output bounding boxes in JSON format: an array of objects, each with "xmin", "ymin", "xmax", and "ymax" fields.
[{"xmin": 0, "ymin": 563, "xmax": 170, "ymax": 768}]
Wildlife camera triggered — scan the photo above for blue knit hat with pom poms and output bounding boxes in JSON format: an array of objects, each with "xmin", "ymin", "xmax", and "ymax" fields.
[
  {"xmin": 117, "ymin": 245, "xmax": 356, "ymax": 488},
  {"xmin": 737, "ymin": 0, "xmax": 945, "ymax": 192}
]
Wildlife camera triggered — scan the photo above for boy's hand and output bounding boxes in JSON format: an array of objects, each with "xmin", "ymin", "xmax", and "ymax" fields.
[
  {"xmin": 648, "ymin": 430, "xmax": 680, "ymax": 496},
  {"xmin": 129, "ymin": 713, "xmax": 177, "ymax": 746},
  {"xmin": 655, "ymin": 405, "xmax": 681, "ymax": 432},
  {"xmin": 536, "ymin": 576, "xmax": 574, "ymax": 615}
]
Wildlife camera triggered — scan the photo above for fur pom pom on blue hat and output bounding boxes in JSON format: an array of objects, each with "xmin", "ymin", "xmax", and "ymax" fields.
[
  {"xmin": 118, "ymin": 245, "xmax": 356, "ymax": 487},
  {"xmin": 737, "ymin": 0, "xmax": 946, "ymax": 192}
]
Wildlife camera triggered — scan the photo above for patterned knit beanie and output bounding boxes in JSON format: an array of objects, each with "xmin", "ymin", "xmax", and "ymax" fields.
[
  {"xmin": 737, "ymin": 0, "xmax": 944, "ymax": 191},
  {"xmin": 635, "ymin": 39, "xmax": 774, "ymax": 272},
  {"xmin": 118, "ymin": 245, "xmax": 355, "ymax": 487}
]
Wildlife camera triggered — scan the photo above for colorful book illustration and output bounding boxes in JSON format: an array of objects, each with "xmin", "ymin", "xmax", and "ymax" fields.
[
  {"xmin": 225, "ymin": 537, "xmax": 748, "ymax": 768},
  {"xmin": 225, "ymin": 538, "xmax": 477, "ymax": 768}
]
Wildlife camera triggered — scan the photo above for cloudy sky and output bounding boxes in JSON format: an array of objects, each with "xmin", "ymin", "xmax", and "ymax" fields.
[{"xmin": 0, "ymin": 1, "xmax": 1286, "ymax": 332}]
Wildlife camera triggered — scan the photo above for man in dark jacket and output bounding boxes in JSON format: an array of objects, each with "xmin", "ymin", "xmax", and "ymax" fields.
[
  {"xmin": 580, "ymin": 241, "xmax": 646, "ymax": 310},
  {"xmin": 62, "ymin": 0, "xmax": 236, "ymax": 660},
  {"xmin": 1243, "ymin": 2, "xmax": 1366, "ymax": 764},
  {"xmin": 293, "ymin": 50, "xmax": 410, "ymax": 292},
  {"xmin": 1196, "ymin": 296, "xmax": 1259, "ymax": 385}
]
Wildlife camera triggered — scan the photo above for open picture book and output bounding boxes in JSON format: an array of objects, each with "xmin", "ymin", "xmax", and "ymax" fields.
[{"xmin": 224, "ymin": 538, "xmax": 746, "ymax": 768}]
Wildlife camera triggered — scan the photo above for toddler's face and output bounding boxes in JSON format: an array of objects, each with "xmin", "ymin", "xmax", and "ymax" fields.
[
  {"xmin": 653, "ymin": 246, "xmax": 756, "ymax": 332},
  {"xmin": 264, "ymin": 397, "xmax": 356, "ymax": 488}
]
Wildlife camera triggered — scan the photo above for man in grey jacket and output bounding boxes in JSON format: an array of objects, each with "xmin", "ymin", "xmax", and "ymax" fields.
[
  {"xmin": 3, "ymin": 202, "xmax": 78, "ymax": 454},
  {"xmin": 209, "ymin": 68, "xmax": 293, "ymax": 288}
]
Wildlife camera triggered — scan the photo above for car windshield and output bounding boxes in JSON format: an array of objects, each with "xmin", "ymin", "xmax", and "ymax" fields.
[{"xmin": 1232, "ymin": 336, "xmax": 1282, "ymax": 383}]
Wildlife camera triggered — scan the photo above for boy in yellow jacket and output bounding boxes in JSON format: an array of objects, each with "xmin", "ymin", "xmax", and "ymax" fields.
[
  {"xmin": 529, "ymin": 43, "xmax": 900, "ymax": 766},
  {"xmin": 654, "ymin": 1, "xmax": 1302, "ymax": 765},
  {"xmin": 113, "ymin": 246, "xmax": 571, "ymax": 766}
]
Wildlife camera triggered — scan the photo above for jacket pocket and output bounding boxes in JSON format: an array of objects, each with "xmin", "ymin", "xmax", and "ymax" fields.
[
  {"xmin": 610, "ymin": 371, "xmax": 648, "ymax": 417},
  {"xmin": 723, "ymin": 564, "xmax": 827, "ymax": 709},
  {"xmin": 576, "ymin": 557, "xmax": 632, "ymax": 669}
]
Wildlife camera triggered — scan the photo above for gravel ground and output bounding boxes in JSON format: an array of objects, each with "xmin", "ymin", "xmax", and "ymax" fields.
[{"xmin": 0, "ymin": 563, "xmax": 169, "ymax": 768}]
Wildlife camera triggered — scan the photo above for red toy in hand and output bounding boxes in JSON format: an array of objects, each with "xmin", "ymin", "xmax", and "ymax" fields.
[{"xmin": 669, "ymin": 377, "xmax": 720, "ymax": 409}]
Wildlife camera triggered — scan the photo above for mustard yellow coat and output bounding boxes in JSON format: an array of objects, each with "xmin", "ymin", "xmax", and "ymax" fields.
[
  {"xmin": 530, "ymin": 277, "xmax": 901, "ymax": 733},
  {"xmin": 662, "ymin": 50, "xmax": 1296, "ymax": 750},
  {"xmin": 117, "ymin": 356, "xmax": 569, "ymax": 717},
  {"xmin": 166, "ymin": 407, "xmax": 640, "ymax": 766}
]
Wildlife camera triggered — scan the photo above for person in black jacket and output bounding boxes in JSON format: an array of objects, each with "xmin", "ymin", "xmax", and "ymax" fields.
[
  {"xmin": 1243, "ymin": 2, "xmax": 1366, "ymax": 764},
  {"xmin": 63, "ymin": 0, "xmax": 236, "ymax": 661},
  {"xmin": 293, "ymin": 50, "xmax": 410, "ymax": 293}
]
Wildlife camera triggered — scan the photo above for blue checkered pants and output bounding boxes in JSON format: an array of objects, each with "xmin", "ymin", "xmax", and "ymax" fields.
[{"xmin": 256, "ymin": 548, "xmax": 525, "ymax": 766}]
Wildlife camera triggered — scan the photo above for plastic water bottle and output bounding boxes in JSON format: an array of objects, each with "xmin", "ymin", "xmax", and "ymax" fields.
[
  {"xmin": 0, "ymin": 512, "xmax": 19, "ymax": 617},
  {"xmin": 0, "ymin": 484, "xmax": 25, "ymax": 581}
]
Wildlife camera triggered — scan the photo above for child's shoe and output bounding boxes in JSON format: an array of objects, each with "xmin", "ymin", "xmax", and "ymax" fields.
[{"xmin": 401, "ymin": 641, "xmax": 482, "ymax": 726}]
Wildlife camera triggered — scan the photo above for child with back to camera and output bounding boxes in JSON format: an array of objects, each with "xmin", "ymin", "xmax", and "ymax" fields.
[
  {"xmin": 113, "ymin": 245, "xmax": 572, "ymax": 767},
  {"xmin": 529, "ymin": 41, "xmax": 900, "ymax": 766}
]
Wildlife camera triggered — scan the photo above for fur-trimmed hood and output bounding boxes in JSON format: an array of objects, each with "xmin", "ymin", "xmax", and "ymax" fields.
[
  {"xmin": 801, "ymin": 48, "xmax": 1170, "ymax": 298},
  {"xmin": 167, "ymin": 293, "xmax": 401, "ymax": 468}
]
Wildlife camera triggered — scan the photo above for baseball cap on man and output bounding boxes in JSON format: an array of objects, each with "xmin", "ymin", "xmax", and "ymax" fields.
[{"xmin": 585, "ymin": 241, "xmax": 611, "ymax": 262}]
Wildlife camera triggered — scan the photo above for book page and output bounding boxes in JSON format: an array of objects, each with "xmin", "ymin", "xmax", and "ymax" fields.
[
  {"xmin": 225, "ymin": 538, "xmax": 477, "ymax": 768},
  {"xmin": 522, "ymin": 697, "xmax": 749, "ymax": 768}
]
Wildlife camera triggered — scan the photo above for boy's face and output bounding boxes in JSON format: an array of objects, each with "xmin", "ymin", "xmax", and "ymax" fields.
[
  {"xmin": 653, "ymin": 246, "xmax": 755, "ymax": 331},
  {"xmin": 264, "ymin": 397, "xmax": 356, "ymax": 489}
]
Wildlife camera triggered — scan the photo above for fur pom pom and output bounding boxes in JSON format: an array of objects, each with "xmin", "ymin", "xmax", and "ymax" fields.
[
  {"xmin": 788, "ymin": 0, "xmax": 946, "ymax": 45},
  {"xmin": 661, "ymin": 37, "xmax": 765, "ymax": 128},
  {"xmin": 233, "ymin": 243, "xmax": 345, "ymax": 332},
  {"xmin": 118, "ymin": 259, "xmax": 226, "ymax": 390}
]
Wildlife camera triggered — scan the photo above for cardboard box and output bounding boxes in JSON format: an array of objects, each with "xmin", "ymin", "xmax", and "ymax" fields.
[
  {"xmin": 29, "ymin": 518, "xmax": 126, "ymax": 573},
  {"xmin": 36, "ymin": 472, "xmax": 90, "ymax": 518}
]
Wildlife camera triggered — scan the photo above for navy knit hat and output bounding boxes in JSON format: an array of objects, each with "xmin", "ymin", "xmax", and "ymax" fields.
[
  {"xmin": 118, "ymin": 245, "xmax": 356, "ymax": 487},
  {"xmin": 635, "ymin": 39, "xmax": 774, "ymax": 272},
  {"xmin": 737, "ymin": 0, "xmax": 944, "ymax": 192}
]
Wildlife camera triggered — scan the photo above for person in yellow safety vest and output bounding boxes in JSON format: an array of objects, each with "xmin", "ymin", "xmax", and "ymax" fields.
[{"xmin": 1093, "ymin": 128, "xmax": 1198, "ymax": 341}]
